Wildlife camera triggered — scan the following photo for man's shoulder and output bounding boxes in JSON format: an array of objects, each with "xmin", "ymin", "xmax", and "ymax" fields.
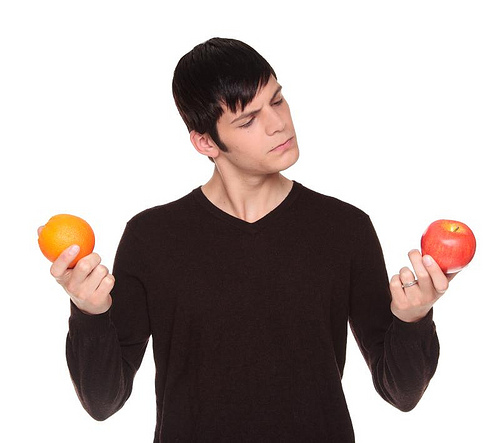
[
  {"xmin": 126, "ymin": 188, "xmax": 198, "ymax": 233},
  {"xmin": 298, "ymin": 182, "xmax": 370, "ymax": 223},
  {"xmin": 293, "ymin": 182, "xmax": 376, "ymax": 251}
]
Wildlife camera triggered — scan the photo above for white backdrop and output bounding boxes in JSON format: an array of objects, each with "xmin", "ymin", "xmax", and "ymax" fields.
[{"xmin": 1, "ymin": 1, "xmax": 499, "ymax": 442}]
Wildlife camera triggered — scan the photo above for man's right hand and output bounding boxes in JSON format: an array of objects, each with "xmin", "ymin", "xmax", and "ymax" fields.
[{"xmin": 39, "ymin": 227, "xmax": 115, "ymax": 315}]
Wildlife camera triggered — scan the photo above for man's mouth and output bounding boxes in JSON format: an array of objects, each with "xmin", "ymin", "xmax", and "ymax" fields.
[{"xmin": 271, "ymin": 136, "xmax": 294, "ymax": 152}]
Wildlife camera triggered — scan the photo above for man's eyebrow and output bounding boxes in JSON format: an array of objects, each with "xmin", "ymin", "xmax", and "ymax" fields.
[{"xmin": 231, "ymin": 85, "xmax": 283, "ymax": 124}]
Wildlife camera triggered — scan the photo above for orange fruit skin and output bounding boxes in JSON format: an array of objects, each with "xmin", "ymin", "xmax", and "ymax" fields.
[{"xmin": 38, "ymin": 214, "xmax": 95, "ymax": 268}]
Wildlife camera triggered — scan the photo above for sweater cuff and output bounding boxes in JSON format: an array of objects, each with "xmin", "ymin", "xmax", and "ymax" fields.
[
  {"xmin": 391, "ymin": 308, "xmax": 436, "ymax": 342},
  {"xmin": 69, "ymin": 300, "xmax": 113, "ymax": 338}
]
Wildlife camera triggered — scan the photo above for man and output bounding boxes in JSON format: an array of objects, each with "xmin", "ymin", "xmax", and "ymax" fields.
[{"xmin": 47, "ymin": 38, "xmax": 452, "ymax": 442}]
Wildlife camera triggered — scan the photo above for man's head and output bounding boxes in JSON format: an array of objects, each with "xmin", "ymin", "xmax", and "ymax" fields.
[{"xmin": 172, "ymin": 38, "xmax": 298, "ymax": 173}]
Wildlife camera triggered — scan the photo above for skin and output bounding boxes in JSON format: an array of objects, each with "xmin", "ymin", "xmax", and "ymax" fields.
[
  {"xmin": 40, "ymin": 75, "xmax": 455, "ymax": 321},
  {"xmin": 38, "ymin": 226, "xmax": 113, "ymax": 315},
  {"xmin": 190, "ymin": 75, "xmax": 300, "ymax": 223},
  {"xmin": 390, "ymin": 250, "xmax": 457, "ymax": 323}
]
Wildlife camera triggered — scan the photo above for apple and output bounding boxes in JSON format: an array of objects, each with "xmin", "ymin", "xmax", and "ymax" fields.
[{"xmin": 421, "ymin": 219, "xmax": 476, "ymax": 274}]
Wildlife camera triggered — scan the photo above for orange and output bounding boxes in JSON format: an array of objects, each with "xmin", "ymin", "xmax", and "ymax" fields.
[{"xmin": 38, "ymin": 214, "xmax": 95, "ymax": 268}]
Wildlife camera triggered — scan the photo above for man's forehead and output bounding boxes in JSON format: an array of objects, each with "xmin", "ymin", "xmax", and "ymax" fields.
[{"xmin": 220, "ymin": 79, "xmax": 282, "ymax": 121}]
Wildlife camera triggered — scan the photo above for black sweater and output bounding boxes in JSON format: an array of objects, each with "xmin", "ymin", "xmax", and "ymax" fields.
[{"xmin": 66, "ymin": 180, "xmax": 439, "ymax": 442}]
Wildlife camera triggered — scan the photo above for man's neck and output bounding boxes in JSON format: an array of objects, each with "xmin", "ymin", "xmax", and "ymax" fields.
[{"xmin": 201, "ymin": 169, "xmax": 293, "ymax": 223}]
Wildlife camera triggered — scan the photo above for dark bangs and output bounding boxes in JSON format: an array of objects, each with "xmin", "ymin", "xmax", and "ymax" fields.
[{"xmin": 172, "ymin": 38, "xmax": 277, "ymax": 135}]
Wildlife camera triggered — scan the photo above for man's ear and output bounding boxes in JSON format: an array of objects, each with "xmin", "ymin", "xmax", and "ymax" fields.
[{"xmin": 190, "ymin": 130, "xmax": 219, "ymax": 160}]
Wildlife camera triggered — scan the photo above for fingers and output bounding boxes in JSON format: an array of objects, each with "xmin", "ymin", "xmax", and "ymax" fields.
[
  {"xmin": 407, "ymin": 250, "xmax": 435, "ymax": 302},
  {"xmin": 46, "ymin": 243, "xmax": 113, "ymax": 314},
  {"xmin": 389, "ymin": 273, "xmax": 407, "ymax": 307},
  {"xmin": 84, "ymin": 263, "xmax": 110, "ymax": 293},
  {"xmin": 390, "ymin": 266, "xmax": 428, "ymax": 323},
  {"xmin": 64, "ymin": 253, "xmax": 104, "ymax": 300},
  {"xmin": 392, "ymin": 265, "xmax": 419, "ymax": 303},
  {"xmin": 405, "ymin": 249, "xmax": 449, "ymax": 297},
  {"xmin": 50, "ymin": 245, "xmax": 81, "ymax": 280},
  {"xmin": 63, "ymin": 253, "xmax": 114, "ymax": 314},
  {"xmin": 390, "ymin": 250, "xmax": 452, "ymax": 323},
  {"xmin": 69, "ymin": 253, "xmax": 102, "ymax": 288},
  {"xmin": 94, "ymin": 274, "xmax": 115, "ymax": 300},
  {"xmin": 399, "ymin": 265, "xmax": 417, "ymax": 287},
  {"xmin": 421, "ymin": 253, "xmax": 450, "ymax": 294},
  {"xmin": 76, "ymin": 271, "xmax": 115, "ymax": 315}
]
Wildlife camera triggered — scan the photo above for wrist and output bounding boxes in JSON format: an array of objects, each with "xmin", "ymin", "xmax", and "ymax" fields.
[
  {"xmin": 391, "ymin": 307, "xmax": 435, "ymax": 339},
  {"xmin": 71, "ymin": 296, "xmax": 112, "ymax": 316},
  {"xmin": 69, "ymin": 299, "xmax": 113, "ymax": 338},
  {"xmin": 391, "ymin": 306, "xmax": 432, "ymax": 323}
]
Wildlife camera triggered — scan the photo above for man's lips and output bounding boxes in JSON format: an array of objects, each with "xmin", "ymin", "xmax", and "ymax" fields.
[{"xmin": 271, "ymin": 136, "xmax": 294, "ymax": 151}]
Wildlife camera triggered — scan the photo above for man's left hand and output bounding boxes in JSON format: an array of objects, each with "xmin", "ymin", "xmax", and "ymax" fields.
[{"xmin": 390, "ymin": 249, "xmax": 458, "ymax": 323}]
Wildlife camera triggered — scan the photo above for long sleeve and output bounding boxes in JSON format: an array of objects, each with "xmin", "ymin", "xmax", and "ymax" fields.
[
  {"xmin": 65, "ymin": 181, "xmax": 442, "ymax": 440},
  {"xmin": 348, "ymin": 214, "xmax": 439, "ymax": 412},
  {"xmin": 66, "ymin": 222, "xmax": 151, "ymax": 421}
]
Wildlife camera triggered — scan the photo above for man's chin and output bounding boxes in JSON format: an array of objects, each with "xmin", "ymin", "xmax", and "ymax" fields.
[{"xmin": 278, "ymin": 147, "xmax": 300, "ymax": 172}]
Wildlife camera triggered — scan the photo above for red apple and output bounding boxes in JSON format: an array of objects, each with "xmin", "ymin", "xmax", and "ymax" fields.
[{"xmin": 421, "ymin": 219, "xmax": 476, "ymax": 274}]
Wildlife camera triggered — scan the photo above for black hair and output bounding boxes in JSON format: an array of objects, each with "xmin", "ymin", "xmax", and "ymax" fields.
[{"xmin": 172, "ymin": 37, "xmax": 277, "ymax": 163}]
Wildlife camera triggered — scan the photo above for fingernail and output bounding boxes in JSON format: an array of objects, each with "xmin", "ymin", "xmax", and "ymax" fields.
[
  {"xmin": 423, "ymin": 255, "xmax": 433, "ymax": 266},
  {"xmin": 69, "ymin": 245, "xmax": 80, "ymax": 256}
]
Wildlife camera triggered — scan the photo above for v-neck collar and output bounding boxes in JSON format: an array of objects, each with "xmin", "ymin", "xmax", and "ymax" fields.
[{"xmin": 192, "ymin": 180, "xmax": 303, "ymax": 234}]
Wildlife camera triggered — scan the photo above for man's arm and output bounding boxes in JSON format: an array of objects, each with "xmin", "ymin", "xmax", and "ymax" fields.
[
  {"xmin": 348, "ymin": 215, "xmax": 441, "ymax": 412},
  {"xmin": 46, "ymin": 223, "xmax": 150, "ymax": 420},
  {"xmin": 66, "ymin": 300, "xmax": 147, "ymax": 421}
]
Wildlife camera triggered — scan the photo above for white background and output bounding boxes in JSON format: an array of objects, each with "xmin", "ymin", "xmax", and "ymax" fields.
[{"xmin": 1, "ymin": 1, "xmax": 499, "ymax": 442}]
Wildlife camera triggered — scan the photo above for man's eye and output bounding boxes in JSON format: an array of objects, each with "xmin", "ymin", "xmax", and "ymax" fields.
[
  {"xmin": 273, "ymin": 98, "xmax": 283, "ymax": 106},
  {"xmin": 240, "ymin": 117, "xmax": 255, "ymax": 128}
]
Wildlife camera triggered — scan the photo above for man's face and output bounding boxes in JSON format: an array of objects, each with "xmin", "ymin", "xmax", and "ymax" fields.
[{"xmin": 213, "ymin": 75, "xmax": 299, "ymax": 176}]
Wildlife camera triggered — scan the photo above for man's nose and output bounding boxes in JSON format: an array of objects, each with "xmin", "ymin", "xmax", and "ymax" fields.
[{"xmin": 265, "ymin": 108, "xmax": 286, "ymax": 135}]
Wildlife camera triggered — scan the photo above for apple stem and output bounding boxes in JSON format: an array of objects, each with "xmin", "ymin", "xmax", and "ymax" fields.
[{"xmin": 452, "ymin": 226, "xmax": 460, "ymax": 232}]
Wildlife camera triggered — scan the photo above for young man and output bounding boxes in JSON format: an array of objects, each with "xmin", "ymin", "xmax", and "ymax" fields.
[{"xmin": 48, "ymin": 38, "xmax": 453, "ymax": 442}]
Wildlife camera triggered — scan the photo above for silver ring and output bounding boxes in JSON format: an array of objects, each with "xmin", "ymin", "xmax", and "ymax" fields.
[{"xmin": 402, "ymin": 279, "xmax": 418, "ymax": 289}]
